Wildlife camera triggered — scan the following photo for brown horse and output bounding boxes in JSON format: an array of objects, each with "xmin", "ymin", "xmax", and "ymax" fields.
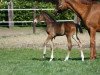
[
  {"xmin": 34, "ymin": 11, "xmax": 84, "ymax": 61},
  {"xmin": 56, "ymin": 0, "xmax": 100, "ymax": 60}
]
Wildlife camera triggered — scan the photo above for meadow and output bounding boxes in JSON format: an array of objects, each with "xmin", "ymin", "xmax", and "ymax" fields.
[
  {"xmin": 0, "ymin": 27, "xmax": 100, "ymax": 75},
  {"xmin": 0, "ymin": 48, "xmax": 100, "ymax": 75}
]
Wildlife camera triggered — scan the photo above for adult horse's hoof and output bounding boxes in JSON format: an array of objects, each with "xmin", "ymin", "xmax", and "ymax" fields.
[{"xmin": 90, "ymin": 56, "xmax": 96, "ymax": 60}]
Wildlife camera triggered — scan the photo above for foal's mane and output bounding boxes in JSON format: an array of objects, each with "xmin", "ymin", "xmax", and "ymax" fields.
[
  {"xmin": 80, "ymin": 0, "xmax": 97, "ymax": 5},
  {"xmin": 41, "ymin": 11, "xmax": 56, "ymax": 22}
]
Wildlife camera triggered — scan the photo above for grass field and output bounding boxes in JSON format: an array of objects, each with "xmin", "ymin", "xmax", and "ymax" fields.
[
  {"xmin": 0, "ymin": 48, "xmax": 100, "ymax": 75},
  {"xmin": 0, "ymin": 27, "xmax": 100, "ymax": 75}
]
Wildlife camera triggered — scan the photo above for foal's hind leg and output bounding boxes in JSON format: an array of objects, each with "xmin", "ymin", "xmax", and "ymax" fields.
[
  {"xmin": 72, "ymin": 34, "xmax": 84, "ymax": 61},
  {"xmin": 72, "ymin": 34, "xmax": 82, "ymax": 47},
  {"xmin": 64, "ymin": 35, "xmax": 72, "ymax": 61}
]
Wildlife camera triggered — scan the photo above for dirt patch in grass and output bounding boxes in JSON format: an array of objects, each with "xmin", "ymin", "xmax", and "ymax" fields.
[{"xmin": 0, "ymin": 27, "xmax": 100, "ymax": 50}]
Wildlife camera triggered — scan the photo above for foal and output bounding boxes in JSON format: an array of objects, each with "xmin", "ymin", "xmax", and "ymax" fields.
[{"xmin": 34, "ymin": 11, "xmax": 84, "ymax": 61}]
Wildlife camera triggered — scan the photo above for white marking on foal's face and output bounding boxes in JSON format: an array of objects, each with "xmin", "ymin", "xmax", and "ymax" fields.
[{"xmin": 34, "ymin": 19, "xmax": 38, "ymax": 24}]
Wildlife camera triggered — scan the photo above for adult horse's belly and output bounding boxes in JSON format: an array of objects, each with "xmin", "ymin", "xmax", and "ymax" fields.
[{"xmin": 86, "ymin": 9, "xmax": 100, "ymax": 31}]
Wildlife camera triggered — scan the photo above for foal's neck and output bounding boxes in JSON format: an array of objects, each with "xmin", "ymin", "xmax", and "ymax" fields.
[
  {"xmin": 43, "ymin": 14, "xmax": 56, "ymax": 27},
  {"xmin": 68, "ymin": 0, "xmax": 91, "ymax": 20}
]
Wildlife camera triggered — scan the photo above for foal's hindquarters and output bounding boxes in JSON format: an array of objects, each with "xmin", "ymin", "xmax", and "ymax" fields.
[
  {"xmin": 43, "ymin": 22, "xmax": 84, "ymax": 61},
  {"xmin": 64, "ymin": 22, "xmax": 84, "ymax": 61}
]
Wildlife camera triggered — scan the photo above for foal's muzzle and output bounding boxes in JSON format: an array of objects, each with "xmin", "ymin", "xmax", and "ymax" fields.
[{"xmin": 33, "ymin": 19, "xmax": 38, "ymax": 24}]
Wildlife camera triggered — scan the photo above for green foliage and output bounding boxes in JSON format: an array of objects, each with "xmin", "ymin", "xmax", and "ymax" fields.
[
  {"xmin": 0, "ymin": 0, "xmax": 74, "ymax": 26},
  {"xmin": 0, "ymin": 1, "xmax": 8, "ymax": 21}
]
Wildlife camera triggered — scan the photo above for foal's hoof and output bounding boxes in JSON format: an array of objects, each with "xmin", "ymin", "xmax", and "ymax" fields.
[
  {"xmin": 64, "ymin": 57, "xmax": 69, "ymax": 61},
  {"xmin": 43, "ymin": 56, "xmax": 45, "ymax": 59},
  {"xmin": 43, "ymin": 54, "xmax": 46, "ymax": 58},
  {"xmin": 64, "ymin": 59, "xmax": 69, "ymax": 61},
  {"xmin": 49, "ymin": 58, "xmax": 54, "ymax": 62},
  {"xmin": 82, "ymin": 59, "xmax": 84, "ymax": 61}
]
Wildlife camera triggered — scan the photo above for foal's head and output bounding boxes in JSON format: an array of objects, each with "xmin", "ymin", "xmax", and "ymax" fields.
[
  {"xmin": 33, "ymin": 12, "xmax": 45, "ymax": 24},
  {"xmin": 34, "ymin": 11, "xmax": 56, "ymax": 24}
]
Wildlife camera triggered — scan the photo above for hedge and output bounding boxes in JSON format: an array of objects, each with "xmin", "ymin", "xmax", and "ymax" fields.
[{"xmin": 0, "ymin": 0, "xmax": 74, "ymax": 26}]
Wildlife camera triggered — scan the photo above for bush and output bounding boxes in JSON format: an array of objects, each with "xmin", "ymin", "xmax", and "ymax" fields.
[{"xmin": 0, "ymin": 0, "xmax": 74, "ymax": 27}]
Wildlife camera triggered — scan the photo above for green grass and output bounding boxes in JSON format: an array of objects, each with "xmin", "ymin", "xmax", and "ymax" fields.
[{"xmin": 0, "ymin": 48, "xmax": 100, "ymax": 75}]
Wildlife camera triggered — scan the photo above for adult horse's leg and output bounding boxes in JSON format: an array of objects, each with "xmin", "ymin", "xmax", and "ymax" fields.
[
  {"xmin": 64, "ymin": 35, "xmax": 72, "ymax": 61},
  {"xmin": 72, "ymin": 34, "xmax": 84, "ymax": 61},
  {"xmin": 90, "ymin": 28, "xmax": 96, "ymax": 60},
  {"xmin": 43, "ymin": 35, "xmax": 52, "ymax": 59}
]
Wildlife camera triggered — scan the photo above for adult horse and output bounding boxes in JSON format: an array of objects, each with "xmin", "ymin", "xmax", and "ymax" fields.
[
  {"xmin": 34, "ymin": 11, "xmax": 84, "ymax": 61},
  {"xmin": 56, "ymin": 0, "xmax": 100, "ymax": 60}
]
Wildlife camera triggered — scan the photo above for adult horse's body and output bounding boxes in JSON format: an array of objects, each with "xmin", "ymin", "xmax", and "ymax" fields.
[
  {"xmin": 56, "ymin": 0, "xmax": 100, "ymax": 60},
  {"xmin": 34, "ymin": 11, "xmax": 84, "ymax": 61}
]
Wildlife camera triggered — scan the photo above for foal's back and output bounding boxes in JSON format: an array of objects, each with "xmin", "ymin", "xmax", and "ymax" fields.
[{"xmin": 54, "ymin": 21, "xmax": 76, "ymax": 36}]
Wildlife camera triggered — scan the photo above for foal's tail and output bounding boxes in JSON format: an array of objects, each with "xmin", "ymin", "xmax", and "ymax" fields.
[
  {"xmin": 75, "ymin": 24, "xmax": 83, "ymax": 33},
  {"xmin": 75, "ymin": 23, "xmax": 83, "ymax": 44},
  {"xmin": 73, "ymin": 24, "xmax": 83, "ymax": 48}
]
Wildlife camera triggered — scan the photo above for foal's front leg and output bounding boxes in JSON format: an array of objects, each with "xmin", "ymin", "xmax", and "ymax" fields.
[
  {"xmin": 43, "ymin": 44, "xmax": 46, "ymax": 59},
  {"xmin": 43, "ymin": 36, "xmax": 51, "ymax": 58},
  {"xmin": 49, "ymin": 39, "xmax": 54, "ymax": 61},
  {"xmin": 43, "ymin": 35, "xmax": 53, "ymax": 61}
]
